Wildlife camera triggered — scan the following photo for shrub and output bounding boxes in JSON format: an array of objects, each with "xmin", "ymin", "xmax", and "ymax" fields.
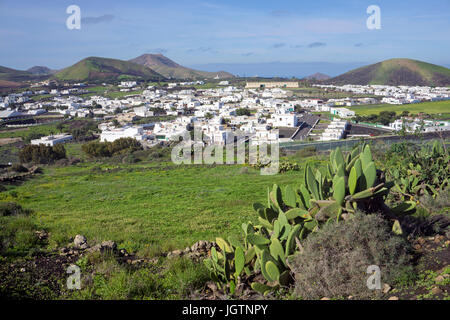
[
  {"xmin": 236, "ymin": 108, "xmax": 251, "ymax": 116},
  {"xmin": 291, "ymin": 213, "xmax": 412, "ymax": 300},
  {"xmin": 204, "ymin": 144, "xmax": 417, "ymax": 295},
  {"xmin": 24, "ymin": 133, "xmax": 45, "ymax": 143},
  {"xmin": 295, "ymin": 146, "xmax": 317, "ymax": 158},
  {"xmin": 9, "ymin": 163, "xmax": 28, "ymax": 173},
  {"xmin": 122, "ymin": 154, "xmax": 139, "ymax": 164},
  {"xmin": 0, "ymin": 211, "xmax": 42, "ymax": 257},
  {"xmin": 19, "ymin": 144, "xmax": 67, "ymax": 164},
  {"xmin": 0, "ymin": 202, "xmax": 32, "ymax": 217},
  {"xmin": 71, "ymin": 256, "xmax": 208, "ymax": 300},
  {"xmin": 82, "ymin": 138, "xmax": 143, "ymax": 158},
  {"xmin": 67, "ymin": 120, "xmax": 98, "ymax": 142},
  {"xmin": 418, "ymin": 187, "xmax": 450, "ymax": 215},
  {"xmin": 385, "ymin": 141, "xmax": 449, "ymax": 199}
]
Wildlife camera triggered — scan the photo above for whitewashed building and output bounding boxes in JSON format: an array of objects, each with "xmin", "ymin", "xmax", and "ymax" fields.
[
  {"xmin": 31, "ymin": 134, "xmax": 73, "ymax": 146},
  {"xmin": 100, "ymin": 126, "xmax": 147, "ymax": 142}
]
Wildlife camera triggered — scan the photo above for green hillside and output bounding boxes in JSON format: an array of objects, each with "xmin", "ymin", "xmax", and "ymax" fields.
[
  {"xmin": 327, "ymin": 58, "xmax": 450, "ymax": 86},
  {"xmin": 0, "ymin": 66, "xmax": 39, "ymax": 82},
  {"xmin": 129, "ymin": 54, "xmax": 234, "ymax": 80},
  {"xmin": 54, "ymin": 57, "xmax": 166, "ymax": 81}
]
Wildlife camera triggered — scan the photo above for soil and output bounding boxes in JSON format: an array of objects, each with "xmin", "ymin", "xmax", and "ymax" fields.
[{"xmin": 0, "ymin": 232, "xmax": 448, "ymax": 300}]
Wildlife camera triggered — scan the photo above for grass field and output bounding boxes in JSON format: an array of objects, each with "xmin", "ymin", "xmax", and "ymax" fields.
[
  {"xmin": 0, "ymin": 122, "xmax": 62, "ymax": 140},
  {"xmin": 2, "ymin": 158, "xmax": 323, "ymax": 253},
  {"xmin": 289, "ymin": 87, "xmax": 378, "ymax": 99},
  {"xmin": 350, "ymin": 100, "xmax": 450, "ymax": 117}
]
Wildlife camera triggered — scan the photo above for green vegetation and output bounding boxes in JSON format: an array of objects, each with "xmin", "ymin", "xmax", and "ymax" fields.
[
  {"xmin": 19, "ymin": 144, "xmax": 66, "ymax": 164},
  {"xmin": 0, "ymin": 137, "xmax": 448, "ymax": 300},
  {"xmin": 354, "ymin": 111, "xmax": 397, "ymax": 125},
  {"xmin": 292, "ymin": 213, "xmax": 412, "ymax": 300},
  {"xmin": 350, "ymin": 100, "xmax": 450, "ymax": 118},
  {"xmin": 0, "ymin": 122, "xmax": 64, "ymax": 141},
  {"xmin": 0, "ymin": 65, "xmax": 38, "ymax": 82},
  {"xmin": 129, "ymin": 54, "xmax": 234, "ymax": 80},
  {"xmin": 236, "ymin": 108, "xmax": 252, "ymax": 116},
  {"xmin": 81, "ymin": 138, "xmax": 143, "ymax": 158},
  {"xmin": 290, "ymin": 86, "xmax": 376, "ymax": 99},
  {"xmin": 203, "ymin": 144, "xmax": 418, "ymax": 295},
  {"xmin": 383, "ymin": 141, "xmax": 449, "ymax": 202},
  {"xmin": 2, "ymin": 159, "xmax": 310, "ymax": 252},
  {"xmin": 54, "ymin": 57, "xmax": 165, "ymax": 82},
  {"xmin": 0, "ymin": 202, "xmax": 40, "ymax": 257},
  {"xmin": 71, "ymin": 255, "xmax": 209, "ymax": 300},
  {"xmin": 329, "ymin": 58, "xmax": 450, "ymax": 86}
]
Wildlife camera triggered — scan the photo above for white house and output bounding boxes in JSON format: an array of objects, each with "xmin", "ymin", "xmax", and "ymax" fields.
[
  {"xmin": 269, "ymin": 114, "xmax": 298, "ymax": 127},
  {"xmin": 330, "ymin": 107, "xmax": 355, "ymax": 118},
  {"xmin": 100, "ymin": 126, "xmax": 147, "ymax": 142},
  {"xmin": 31, "ymin": 134, "xmax": 73, "ymax": 146},
  {"xmin": 134, "ymin": 106, "xmax": 154, "ymax": 118}
]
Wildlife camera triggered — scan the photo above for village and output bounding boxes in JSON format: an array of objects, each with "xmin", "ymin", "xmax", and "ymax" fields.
[{"xmin": 1, "ymin": 80, "xmax": 450, "ymax": 149}]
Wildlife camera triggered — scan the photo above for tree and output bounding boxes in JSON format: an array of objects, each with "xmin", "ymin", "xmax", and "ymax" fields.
[
  {"xmin": 19, "ymin": 144, "xmax": 67, "ymax": 164},
  {"xmin": 81, "ymin": 138, "xmax": 143, "ymax": 158},
  {"xmin": 205, "ymin": 112, "xmax": 213, "ymax": 119},
  {"xmin": 236, "ymin": 108, "xmax": 251, "ymax": 116},
  {"xmin": 56, "ymin": 122, "xmax": 65, "ymax": 133}
]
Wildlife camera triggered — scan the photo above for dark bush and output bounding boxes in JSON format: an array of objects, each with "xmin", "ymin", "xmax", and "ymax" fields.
[
  {"xmin": 82, "ymin": 138, "xmax": 143, "ymax": 158},
  {"xmin": 24, "ymin": 132, "xmax": 45, "ymax": 143},
  {"xmin": 19, "ymin": 144, "xmax": 67, "ymax": 164},
  {"xmin": 68, "ymin": 120, "xmax": 98, "ymax": 142},
  {"xmin": 9, "ymin": 163, "xmax": 28, "ymax": 173},
  {"xmin": 122, "ymin": 154, "xmax": 139, "ymax": 164},
  {"xmin": 236, "ymin": 108, "xmax": 251, "ymax": 116},
  {"xmin": 0, "ymin": 202, "xmax": 32, "ymax": 217},
  {"xmin": 292, "ymin": 213, "xmax": 412, "ymax": 300}
]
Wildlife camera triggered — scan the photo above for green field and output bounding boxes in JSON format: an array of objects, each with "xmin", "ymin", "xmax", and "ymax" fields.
[
  {"xmin": 0, "ymin": 122, "xmax": 63, "ymax": 140},
  {"xmin": 2, "ymin": 159, "xmax": 322, "ymax": 253},
  {"xmin": 350, "ymin": 100, "xmax": 450, "ymax": 117},
  {"xmin": 289, "ymin": 87, "xmax": 378, "ymax": 99}
]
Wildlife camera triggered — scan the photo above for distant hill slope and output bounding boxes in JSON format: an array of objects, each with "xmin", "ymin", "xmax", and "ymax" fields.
[
  {"xmin": 0, "ymin": 80, "xmax": 24, "ymax": 89},
  {"xmin": 27, "ymin": 66, "xmax": 56, "ymax": 75},
  {"xmin": 0, "ymin": 66, "xmax": 38, "ymax": 82},
  {"xmin": 304, "ymin": 72, "xmax": 331, "ymax": 81},
  {"xmin": 326, "ymin": 58, "xmax": 450, "ymax": 86},
  {"xmin": 54, "ymin": 57, "xmax": 165, "ymax": 81},
  {"xmin": 129, "ymin": 54, "xmax": 234, "ymax": 80}
]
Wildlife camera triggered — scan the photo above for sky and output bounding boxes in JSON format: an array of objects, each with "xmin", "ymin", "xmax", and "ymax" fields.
[{"xmin": 1, "ymin": 0, "xmax": 449, "ymax": 77}]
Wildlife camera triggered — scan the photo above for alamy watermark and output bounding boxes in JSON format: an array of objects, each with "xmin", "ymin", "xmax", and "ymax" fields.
[
  {"xmin": 66, "ymin": 264, "xmax": 81, "ymax": 290},
  {"xmin": 367, "ymin": 5, "xmax": 381, "ymax": 30},
  {"xmin": 366, "ymin": 265, "xmax": 382, "ymax": 290},
  {"xmin": 171, "ymin": 126, "xmax": 279, "ymax": 175},
  {"xmin": 66, "ymin": 5, "xmax": 81, "ymax": 30},
  {"xmin": 66, "ymin": 4, "xmax": 381, "ymax": 31}
]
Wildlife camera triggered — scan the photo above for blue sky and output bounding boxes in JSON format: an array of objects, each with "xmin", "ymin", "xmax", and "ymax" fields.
[{"xmin": 1, "ymin": 0, "xmax": 449, "ymax": 76}]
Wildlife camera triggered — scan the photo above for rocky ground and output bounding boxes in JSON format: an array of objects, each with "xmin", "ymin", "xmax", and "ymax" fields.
[{"xmin": 0, "ymin": 232, "xmax": 449, "ymax": 300}]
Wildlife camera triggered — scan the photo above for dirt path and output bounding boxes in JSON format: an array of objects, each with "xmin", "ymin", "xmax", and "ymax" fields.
[{"xmin": 0, "ymin": 137, "xmax": 22, "ymax": 146}]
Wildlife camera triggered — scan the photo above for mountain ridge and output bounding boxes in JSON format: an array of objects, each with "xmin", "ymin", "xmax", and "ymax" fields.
[
  {"xmin": 325, "ymin": 58, "xmax": 450, "ymax": 86},
  {"xmin": 54, "ymin": 57, "xmax": 165, "ymax": 81},
  {"xmin": 27, "ymin": 66, "xmax": 56, "ymax": 75},
  {"xmin": 303, "ymin": 72, "xmax": 331, "ymax": 81},
  {"xmin": 129, "ymin": 54, "xmax": 235, "ymax": 80}
]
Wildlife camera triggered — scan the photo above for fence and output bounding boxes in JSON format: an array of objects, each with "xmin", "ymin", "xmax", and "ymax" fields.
[{"xmin": 280, "ymin": 131, "xmax": 450, "ymax": 153}]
